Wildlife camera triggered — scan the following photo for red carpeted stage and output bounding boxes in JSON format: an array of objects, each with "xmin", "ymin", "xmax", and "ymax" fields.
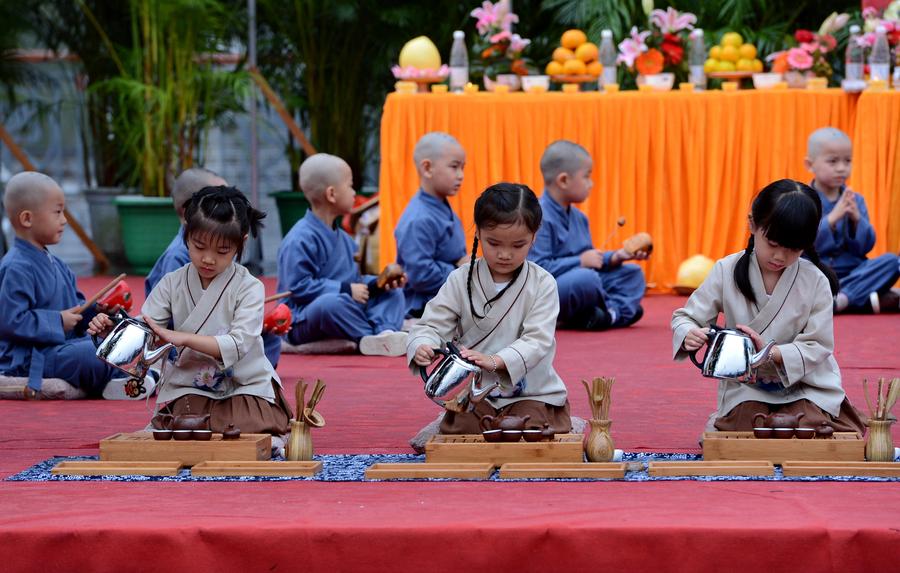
[{"xmin": 0, "ymin": 277, "xmax": 898, "ymax": 572}]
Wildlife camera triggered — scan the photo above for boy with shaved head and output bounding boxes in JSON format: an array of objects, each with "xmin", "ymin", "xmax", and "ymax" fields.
[
  {"xmin": 807, "ymin": 127, "xmax": 900, "ymax": 313},
  {"xmin": 528, "ymin": 140, "xmax": 648, "ymax": 330},
  {"xmin": 277, "ymin": 154, "xmax": 407, "ymax": 355},
  {"xmin": 394, "ymin": 132, "xmax": 468, "ymax": 317},
  {"xmin": 0, "ymin": 172, "xmax": 155, "ymax": 398},
  {"xmin": 144, "ymin": 167, "xmax": 226, "ymax": 296}
]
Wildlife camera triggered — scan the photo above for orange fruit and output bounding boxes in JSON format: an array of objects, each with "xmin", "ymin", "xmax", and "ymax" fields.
[
  {"xmin": 575, "ymin": 42, "xmax": 599, "ymax": 63},
  {"xmin": 545, "ymin": 60, "xmax": 564, "ymax": 75},
  {"xmin": 552, "ymin": 47, "xmax": 575, "ymax": 63},
  {"xmin": 720, "ymin": 45, "xmax": 739, "ymax": 62},
  {"xmin": 739, "ymin": 43, "xmax": 757, "ymax": 60},
  {"xmin": 715, "ymin": 60, "xmax": 736, "ymax": 72},
  {"xmin": 709, "ymin": 46, "xmax": 722, "ymax": 60},
  {"xmin": 586, "ymin": 61, "xmax": 603, "ymax": 76},
  {"xmin": 721, "ymin": 32, "xmax": 743, "ymax": 48},
  {"xmin": 563, "ymin": 58, "xmax": 586, "ymax": 75},
  {"xmin": 561, "ymin": 29, "xmax": 587, "ymax": 50},
  {"xmin": 736, "ymin": 58, "xmax": 754, "ymax": 72},
  {"xmin": 752, "ymin": 58, "xmax": 763, "ymax": 72},
  {"xmin": 703, "ymin": 58, "xmax": 718, "ymax": 73}
]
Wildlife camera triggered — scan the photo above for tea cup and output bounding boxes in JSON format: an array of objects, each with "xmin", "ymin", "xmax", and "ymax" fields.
[
  {"xmin": 482, "ymin": 429, "xmax": 503, "ymax": 443},
  {"xmin": 173, "ymin": 430, "xmax": 193, "ymax": 441},
  {"xmin": 152, "ymin": 429, "xmax": 172, "ymax": 441},
  {"xmin": 772, "ymin": 427, "xmax": 794, "ymax": 439},
  {"xmin": 794, "ymin": 428, "xmax": 815, "ymax": 439},
  {"xmin": 501, "ymin": 430, "xmax": 522, "ymax": 442},
  {"xmin": 522, "ymin": 429, "xmax": 543, "ymax": 442},
  {"xmin": 493, "ymin": 84, "xmax": 510, "ymax": 94},
  {"xmin": 753, "ymin": 427, "xmax": 773, "ymax": 439},
  {"xmin": 192, "ymin": 430, "xmax": 212, "ymax": 441}
]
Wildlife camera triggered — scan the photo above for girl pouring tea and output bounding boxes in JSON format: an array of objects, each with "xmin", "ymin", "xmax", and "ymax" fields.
[
  {"xmin": 672, "ymin": 179, "xmax": 865, "ymax": 434},
  {"xmin": 88, "ymin": 186, "xmax": 291, "ymax": 440}
]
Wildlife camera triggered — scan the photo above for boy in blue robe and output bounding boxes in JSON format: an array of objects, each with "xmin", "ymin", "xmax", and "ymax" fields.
[
  {"xmin": 0, "ymin": 172, "xmax": 154, "ymax": 399},
  {"xmin": 394, "ymin": 132, "xmax": 469, "ymax": 317},
  {"xmin": 807, "ymin": 127, "xmax": 900, "ymax": 313},
  {"xmin": 277, "ymin": 154, "xmax": 407, "ymax": 355},
  {"xmin": 528, "ymin": 140, "xmax": 648, "ymax": 330},
  {"xmin": 144, "ymin": 167, "xmax": 284, "ymax": 367}
]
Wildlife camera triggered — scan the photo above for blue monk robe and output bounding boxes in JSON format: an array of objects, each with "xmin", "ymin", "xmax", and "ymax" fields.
[
  {"xmin": 0, "ymin": 238, "xmax": 116, "ymax": 393},
  {"xmin": 277, "ymin": 210, "xmax": 405, "ymax": 344},
  {"xmin": 394, "ymin": 190, "xmax": 467, "ymax": 315},
  {"xmin": 814, "ymin": 184, "xmax": 900, "ymax": 309},
  {"xmin": 145, "ymin": 226, "xmax": 283, "ymax": 368},
  {"xmin": 528, "ymin": 192, "xmax": 645, "ymax": 327}
]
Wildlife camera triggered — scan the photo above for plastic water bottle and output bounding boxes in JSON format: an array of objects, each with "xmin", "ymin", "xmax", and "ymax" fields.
[
  {"xmin": 869, "ymin": 25, "xmax": 891, "ymax": 82},
  {"xmin": 688, "ymin": 28, "xmax": 706, "ymax": 90},
  {"xmin": 449, "ymin": 30, "xmax": 469, "ymax": 92},
  {"xmin": 599, "ymin": 30, "xmax": 617, "ymax": 89},
  {"xmin": 844, "ymin": 25, "xmax": 864, "ymax": 81}
]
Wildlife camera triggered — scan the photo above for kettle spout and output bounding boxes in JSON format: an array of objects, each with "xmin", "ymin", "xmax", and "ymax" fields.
[
  {"xmin": 750, "ymin": 340, "xmax": 777, "ymax": 368},
  {"xmin": 143, "ymin": 341, "xmax": 175, "ymax": 364},
  {"xmin": 468, "ymin": 378, "xmax": 499, "ymax": 404}
]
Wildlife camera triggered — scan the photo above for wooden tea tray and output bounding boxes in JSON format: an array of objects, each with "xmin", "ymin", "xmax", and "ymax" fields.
[
  {"xmin": 52, "ymin": 461, "xmax": 183, "ymax": 476},
  {"xmin": 649, "ymin": 460, "xmax": 774, "ymax": 477},
  {"xmin": 191, "ymin": 461, "xmax": 321, "ymax": 477},
  {"xmin": 498, "ymin": 462, "xmax": 625, "ymax": 479},
  {"xmin": 425, "ymin": 434, "xmax": 584, "ymax": 467},
  {"xmin": 100, "ymin": 432, "xmax": 271, "ymax": 466},
  {"xmin": 364, "ymin": 463, "xmax": 494, "ymax": 480},
  {"xmin": 781, "ymin": 461, "xmax": 900, "ymax": 478},
  {"xmin": 702, "ymin": 431, "xmax": 864, "ymax": 464}
]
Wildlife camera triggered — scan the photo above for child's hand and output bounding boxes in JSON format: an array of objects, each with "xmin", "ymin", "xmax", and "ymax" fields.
[
  {"xmin": 735, "ymin": 324, "xmax": 765, "ymax": 350},
  {"xmin": 580, "ymin": 249, "xmax": 605, "ymax": 269},
  {"xmin": 143, "ymin": 315, "xmax": 188, "ymax": 347},
  {"xmin": 350, "ymin": 283, "xmax": 370, "ymax": 304},
  {"xmin": 456, "ymin": 254, "xmax": 471, "ymax": 267},
  {"xmin": 414, "ymin": 344, "xmax": 436, "ymax": 366},
  {"xmin": 60, "ymin": 306, "xmax": 83, "ymax": 332},
  {"xmin": 458, "ymin": 346, "xmax": 505, "ymax": 373},
  {"xmin": 95, "ymin": 301, "xmax": 121, "ymax": 315},
  {"xmin": 87, "ymin": 312, "xmax": 114, "ymax": 337},
  {"xmin": 381, "ymin": 273, "xmax": 407, "ymax": 291},
  {"xmin": 682, "ymin": 327, "xmax": 710, "ymax": 351},
  {"xmin": 610, "ymin": 247, "xmax": 650, "ymax": 265},
  {"xmin": 827, "ymin": 191, "xmax": 854, "ymax": 228},
  {"xmin": 843, "ymin": 190, "xmax": 861, "ymax": 223}
]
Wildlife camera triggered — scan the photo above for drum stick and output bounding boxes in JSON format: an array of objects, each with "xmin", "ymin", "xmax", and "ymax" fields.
[
  {"xmin": 76, "ymin": 273, "xmax": 126, "ymax": 314},
  {"xmin": 264, "ymin": 291, "xmax": 292, "ymax": 304},
  {"xmin": 598, "ymin": 216, "xmax": 626, "ymax": 251}
]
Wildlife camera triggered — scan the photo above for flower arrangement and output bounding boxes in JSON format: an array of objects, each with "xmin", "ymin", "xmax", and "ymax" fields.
[
  {"xmin": 769, "ymin": 13, "xmax": 848, "ymax": 80},
  {"xmin": 470, "ymin": 0, "xmax": 531, "ymax": 77},
  {"xmin": 617, "ymin": 7, "xmax": 697, "ymax": 80},
  {"xmin": 861, "ymin": 3, "xmax": 900, "ymax": 48}
]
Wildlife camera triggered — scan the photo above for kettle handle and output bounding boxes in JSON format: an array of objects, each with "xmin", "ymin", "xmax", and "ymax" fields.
[
  {"xmin": 419, "ymin": 346, "xmax": 449, "ymax": 384},
  {"xmin": 687, "ymin": 326, "xmax": 715, "ymax": 370},
  {"xmin": 90, "ymin": 309, "xmax": 130, "ymax": 348}
]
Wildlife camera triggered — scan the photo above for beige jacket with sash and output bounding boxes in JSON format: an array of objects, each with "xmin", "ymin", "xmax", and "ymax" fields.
[
  {"xmin": 672, "ymin": 251, "xmax": 844, "ymax": 417},
  {"xmin": 143, "ymin": 262, "xmax": 280, "ymax": 404},
  {"xmin": 407, "ymin": 259, "xmax": 567, "ymax": 408}
]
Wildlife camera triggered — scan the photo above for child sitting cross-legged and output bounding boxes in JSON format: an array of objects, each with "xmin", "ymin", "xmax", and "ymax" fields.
[
  {"xmin": 88, "ymin": 186, "xmax": 292, "ymax": 439},
  {"xmin": 0, "ymin": 172, "xmax": 154, "ymax": 399},
  {"xmin": 277, "ymin": 153, "xmax": 408, "ymax": 356}
]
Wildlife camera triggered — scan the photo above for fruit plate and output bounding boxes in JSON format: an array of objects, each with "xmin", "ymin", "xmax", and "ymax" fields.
[
  {"xmin": 551, "ymin": 74, "xmax": 598, "ymax": 84},
  {"xmin": 707, "ymin": 71, "xmax": 754, "ymax": 80}
]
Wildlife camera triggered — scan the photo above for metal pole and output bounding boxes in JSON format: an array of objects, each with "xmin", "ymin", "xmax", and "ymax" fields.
[{"xmin": 245, "ymin": 0, "xmax": 263, "ymax": 274}]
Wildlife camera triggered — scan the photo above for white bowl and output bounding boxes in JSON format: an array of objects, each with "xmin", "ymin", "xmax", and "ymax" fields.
[
  {"xmin": 643, "ymin": 73, "xmax": 675, "ymax": 91},
  {"xmin": 752, "ymin": 73, "xmax": 782, "ymax": 89},
  {"xmin": 521, "ymin": 75, "xmax": 550, "ymax": 92}
]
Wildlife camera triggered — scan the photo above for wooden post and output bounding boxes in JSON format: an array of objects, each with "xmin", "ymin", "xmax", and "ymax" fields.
[
  {"xmin": 0, "ymin": 123, "xmax": 111, "ymax": 273},
  {"xmin": 248, "ymin": 67, "xmax": 317, "ymax": 156}
]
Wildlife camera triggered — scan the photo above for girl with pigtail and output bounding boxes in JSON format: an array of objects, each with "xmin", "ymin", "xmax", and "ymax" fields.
[
  {"xmin": 407, "ymin": 183, "xmax": 572, "ymax": 435},
  {"xmin": 672, "ymin": 179, "xmax": 865, "ymax": 434},
  {"xmin": 89, "ymin": 186, "xmax": 292, "ymax": 441}
]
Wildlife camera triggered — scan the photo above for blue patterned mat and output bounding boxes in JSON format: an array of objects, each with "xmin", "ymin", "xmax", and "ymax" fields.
[{"xmin": 7, "ymin": 452, "xmax": 900, "ymax": 482}]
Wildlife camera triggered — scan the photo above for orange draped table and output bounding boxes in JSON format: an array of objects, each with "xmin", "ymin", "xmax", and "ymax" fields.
[{"xmin": 378, "ymin": 89, "xmax": 900, "ymax": 291}]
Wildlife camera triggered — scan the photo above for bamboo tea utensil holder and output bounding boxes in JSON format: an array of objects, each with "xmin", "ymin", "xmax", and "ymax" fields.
[
  {"xmin": 866, "ymin": 419, "xmax": 894, "ymax": 462},
  {"xmin": 584, "ymin": 419, "xmax": 615, "ymax": 462},
  {"xmin": 286, "ymin": 420, "xmax": 313, "ymax": 461},
  {"xmin": 862, "ymin": 377, "xmax": 899, "ymax": 461}
]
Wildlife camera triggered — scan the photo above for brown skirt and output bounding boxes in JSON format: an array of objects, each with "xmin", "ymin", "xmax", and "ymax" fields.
[
  {"xmin": 151, "ymin": 380, "xmax": 292, "ymax": 435},
  {"xmin": 440, "ymin": 399, "xmax": 572, "ymax": 435},
  {"xmin": 713, "ymin": 398, "xmax": 867, "ymax": 435}
]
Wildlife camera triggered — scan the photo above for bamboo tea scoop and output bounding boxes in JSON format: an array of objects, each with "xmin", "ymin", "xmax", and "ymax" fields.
[{"xmin": 76, "ymin": 273, "xmax": 127, "ymax": 314}]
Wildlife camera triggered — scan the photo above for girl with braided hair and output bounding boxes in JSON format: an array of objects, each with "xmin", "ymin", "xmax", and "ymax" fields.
[
  {"xmin": 672, "ymin": 179, "xmax": 865, "ymax": 434},
  {"xmin": 408, "ymin": 182, "xmax": 572, "ymax": 435},
  {"xmin": 90, "ymin": 186, "xmax": 292, "ymax": 441}
]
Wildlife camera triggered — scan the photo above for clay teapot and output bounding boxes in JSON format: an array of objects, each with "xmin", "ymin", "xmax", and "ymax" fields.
[
  {"xmin": 223, "ymin": 424, "xmax": 241, "ymax": 440},
  {"xmin": 480, "ymin": 414, "xmax": 531, "ymax": 432},
  {"xmin": 172, "ymin": 413, "xmax": 211, "ymax": 431},
  {"xmin": 754, "ymin": 411, "xmax": 805, "ymax": 429}
]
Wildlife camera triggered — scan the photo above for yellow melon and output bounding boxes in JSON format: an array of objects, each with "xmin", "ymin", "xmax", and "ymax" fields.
[
  {"xmin": 676, "ymin": 255, "xmax": 715, "ymax": 289},
  {"xmin": 398, "ymin": 36, "xmax": 441, "ymax": 70}
]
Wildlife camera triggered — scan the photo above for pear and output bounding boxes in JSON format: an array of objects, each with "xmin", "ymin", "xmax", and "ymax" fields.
[{"xmin": 399, "ymin": 36, "xmax": 442, "ymax": 70}]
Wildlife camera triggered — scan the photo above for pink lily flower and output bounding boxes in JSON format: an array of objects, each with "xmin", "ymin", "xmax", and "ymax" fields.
[
  {"xmin": 650, "ymin": 7, "xmax": 697, "ymax": 34},
  {"xmin": 508, "ymin": 33, "xmax": 531, "ymax": 54},
  {"xmin": 617, "ymin": 27, "xmax": 650, "ymax": 67}
]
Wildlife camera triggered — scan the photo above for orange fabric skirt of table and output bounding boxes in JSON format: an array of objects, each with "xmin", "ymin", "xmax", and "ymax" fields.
[{"xmin": 378, "ymin": 89, "xmax": 900, "ymax": 291}]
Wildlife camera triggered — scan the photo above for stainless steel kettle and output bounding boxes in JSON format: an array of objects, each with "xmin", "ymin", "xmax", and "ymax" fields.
[
  {"xmin": 689, "ymin": 325, "xmax": 776, "ymax": 383},
  {"xmin": 421, "ymin": 341, "xmax": 498, "ymax": 410},
  {"xmin": 93, "ymin": 310, "xmax": 174, "ymax": 379}
]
